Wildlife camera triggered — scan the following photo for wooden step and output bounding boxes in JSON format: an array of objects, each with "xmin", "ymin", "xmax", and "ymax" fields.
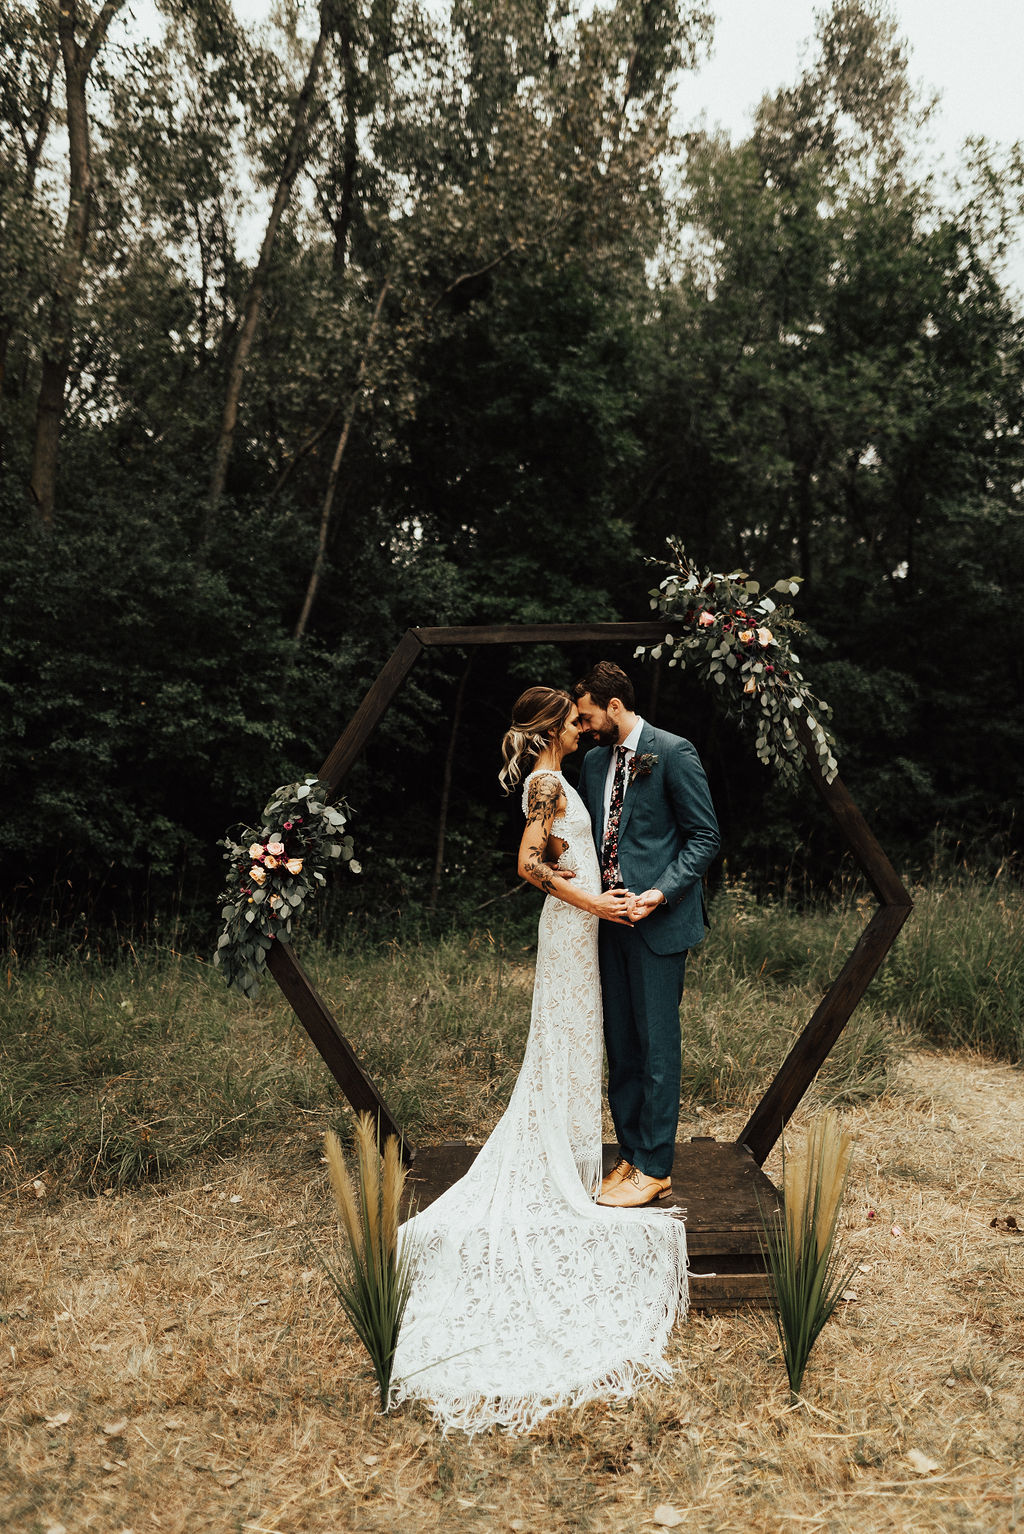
[{"xmin": 403, "ymin": 1137, "xmax": 779, "ymax": 1309}]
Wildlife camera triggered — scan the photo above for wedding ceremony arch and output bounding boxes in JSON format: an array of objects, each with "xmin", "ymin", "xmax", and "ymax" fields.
[{"xmin": 260, "ymin": 619, "xmax": 913, "ymax": 1306}]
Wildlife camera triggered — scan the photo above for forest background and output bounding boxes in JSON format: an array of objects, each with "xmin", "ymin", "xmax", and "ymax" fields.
[{"xmin": 3, "ymin": 0, "xmax": 1024, "ymax": 951}]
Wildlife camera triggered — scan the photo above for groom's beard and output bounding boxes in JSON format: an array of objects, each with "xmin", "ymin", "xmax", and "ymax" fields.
[{"xmin": 590, "ymin": 726, "xmax": 618, "ymax": 747}]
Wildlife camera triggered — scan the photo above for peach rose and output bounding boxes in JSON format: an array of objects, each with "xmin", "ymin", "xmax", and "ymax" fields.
[
  {"xmin": 757, "ymin": 626, "xmax": 774, "ymax": 647},
  {"xmin": 738, "ymin": 628, "xmax": 755, "ymax": 645},
  {"xmin": 743, "ymin": 676, "xmax": 757, "ymax": 694},
  {"xmin": 264, "ymin": 855, "xmax": 279, "ymax": 870},
  {"xmin": 249, "ymin": 865, "xmax": 267, "ymax": 885},
  {"xmin": 285, "ymin": 858, "xmax": 303, "ymax": 875},
  {"xmin": 248, "ymin": 842, "xmax": 265, "ymax": 859},
  {"xmin": 266, "ymin": 840, "xmax": 285, "ymax": 856},
  {"xmin": 698, "ymin": 610, "xmax": 715, "ymax": 627}
]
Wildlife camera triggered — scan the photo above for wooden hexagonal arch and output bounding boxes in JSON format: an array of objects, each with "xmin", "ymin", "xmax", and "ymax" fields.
[{"xmin": 265, "ymin": 622, "xmax": 913, "ymax": 1305}]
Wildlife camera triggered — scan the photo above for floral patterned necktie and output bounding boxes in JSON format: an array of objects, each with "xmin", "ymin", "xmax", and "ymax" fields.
[{"xmin": 601, "ymin": 745, "xmax": 629, "ymax": 890}]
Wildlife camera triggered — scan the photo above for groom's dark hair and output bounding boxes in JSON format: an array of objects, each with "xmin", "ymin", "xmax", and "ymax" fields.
[{"xmin": 573, "ymin": 661, "xmax": 635, "ymax": 711}]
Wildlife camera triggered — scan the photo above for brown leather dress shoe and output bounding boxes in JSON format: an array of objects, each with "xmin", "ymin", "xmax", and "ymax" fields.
[
  {"xmin": 596, "ymin": 1166, "xmax": 672, "ymax": 1207},
  {"xmin": 598, "ymin": 1158, "xmax": 633, "ymax": 1198}
]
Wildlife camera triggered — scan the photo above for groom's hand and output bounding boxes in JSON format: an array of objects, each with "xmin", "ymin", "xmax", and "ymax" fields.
[
  {"xmin": 629, "ymin": 889, "xmax": 665, "ymax": 922},
  {"xmin": 534, "ymin": 861, "xmax": 576, "ymax": 882}
]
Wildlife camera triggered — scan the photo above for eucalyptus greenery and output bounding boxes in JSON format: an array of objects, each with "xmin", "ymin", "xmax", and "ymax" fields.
[
  {"xmin": 214, "ymin": 777, "xmax": 357, "ymax": 997},
  {"xmin": 637, "ymin": 544, "xmax": 838, "ymax": 789},
  {"xmin": 760, "ymin": 1113, "xmax": 857, "ymax": 1399},
  {"xmin": 320, "ymin": 1116, "xmax": 418, "ymax": 1412}
]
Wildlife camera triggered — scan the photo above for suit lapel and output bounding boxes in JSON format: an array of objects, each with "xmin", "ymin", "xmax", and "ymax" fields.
[{"xmin": 616, "ymin": 721, "xmax": 657, "ymax": 843}]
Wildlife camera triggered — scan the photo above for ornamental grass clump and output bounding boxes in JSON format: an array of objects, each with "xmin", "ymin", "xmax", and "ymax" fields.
[
  {"xmin": 761, "ymin": 1112, "xmax": 857, "ymax": 1400},
  {"xmin": 320, "ymin": 1114, "xmax": 416, "ymax": 1411}
]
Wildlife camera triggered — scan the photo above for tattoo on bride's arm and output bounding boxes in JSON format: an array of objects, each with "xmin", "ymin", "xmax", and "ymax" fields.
[
  {"xmin": 523, "ymin": 850, "xmax": 558, "ymax": 896},
  {"xmin": 525, "ymin": 778, "xmax": 560, "ymax": 828},
  {"xmin": 522, "ymin": 779, "xmax": 564, "ymax": 895}
]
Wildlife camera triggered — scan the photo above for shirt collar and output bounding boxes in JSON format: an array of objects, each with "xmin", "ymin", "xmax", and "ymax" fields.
[{"xmin": 619, "ymin": 717, "xmax": 645, "ymax": 754}]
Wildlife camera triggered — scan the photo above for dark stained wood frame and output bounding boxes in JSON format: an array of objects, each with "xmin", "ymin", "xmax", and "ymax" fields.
[{"xmin": 266, "ymin": 622, "xmax": 913, "ymax": 1169}]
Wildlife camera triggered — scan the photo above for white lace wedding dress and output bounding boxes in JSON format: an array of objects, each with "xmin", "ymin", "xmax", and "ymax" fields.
[{"xmin": 390, "ymin": 770, "xmax": 689, "ymax": 1434}]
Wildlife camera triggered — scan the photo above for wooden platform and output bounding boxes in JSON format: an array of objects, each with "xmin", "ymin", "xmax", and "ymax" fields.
[{"xmin": 403, "ymin": 1136, "xmax": 780, "ymax": 1309}]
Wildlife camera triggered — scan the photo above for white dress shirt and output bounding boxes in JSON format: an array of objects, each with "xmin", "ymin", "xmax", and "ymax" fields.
[{"xmin": 601, "ymin": 716, "xmax": 646, "ymax": 828}]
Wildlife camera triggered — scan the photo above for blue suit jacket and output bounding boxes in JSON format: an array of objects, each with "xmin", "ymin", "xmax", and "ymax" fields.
[{"xmin": 579, "ymin": 721, "xmax": 720, "ymax": 955}]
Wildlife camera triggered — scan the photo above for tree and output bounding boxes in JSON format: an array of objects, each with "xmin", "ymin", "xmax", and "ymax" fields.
[
  {"xmin": 205, "ymin": 0, "xmax": 338, "ymax": 516},
  {"xmin": 0, "ymin": 4, "xmax": 59, "ymax": 405},
  {"xmin": 630, "ymin": 0, "xmax": 1024, "ymax": 863},
  {"xmin": 28, "ymin": 0, "xmax": 127, "ymax": 528}
]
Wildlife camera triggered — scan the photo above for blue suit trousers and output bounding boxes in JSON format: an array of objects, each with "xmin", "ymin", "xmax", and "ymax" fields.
[{"xmin": 598, "ymin": 922, "xmax": 687, "ymax": 1179}]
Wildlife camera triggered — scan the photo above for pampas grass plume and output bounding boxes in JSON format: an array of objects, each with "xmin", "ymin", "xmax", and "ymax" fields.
[
  {"xmin": 762, "ymin": 1111, "xmax": 856, "ymax": 1400},
  {"xmin": 319, "ymin": 1114, "xmax": 416, "ymax": 1411},
  {"xmin": 354, "ymin": 1112, "xmax": 381, "ymax": 1255},
  {"xmin": 324, "ymin": 1129, "xmax": 360, "ymax": 1248}
]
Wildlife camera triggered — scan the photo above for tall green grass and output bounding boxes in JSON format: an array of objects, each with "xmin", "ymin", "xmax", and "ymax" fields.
[
  {"xmin": 2, "ymin": 873, "xmax": 1020, "ymax": 1194},
  {"xmin": 701, "ymin": 870, "xmax": 1024, "ymax": 1060},
  {"xmin": 0, "ymin": 931, "xmax": 534, "ymax": 1193},
  {"xmin": 869, "ymin": 878, "xmax": 1024, "ymax": 1058}
]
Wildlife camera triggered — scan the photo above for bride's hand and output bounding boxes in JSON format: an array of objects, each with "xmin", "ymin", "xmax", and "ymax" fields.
[{"xmin": 592, "ymin": 889, "xmax": 633, "ymax": 925}]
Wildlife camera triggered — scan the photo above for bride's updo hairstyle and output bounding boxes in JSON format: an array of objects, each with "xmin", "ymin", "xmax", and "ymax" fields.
[{"xmin": 499, "ymin": 686, "xmax": 574, "ymax": 795}]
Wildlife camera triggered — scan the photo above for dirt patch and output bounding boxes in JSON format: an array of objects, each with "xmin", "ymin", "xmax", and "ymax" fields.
[{"xmin": 2, "ymin": 1048, "xmax": 1022, "ymax": 1533}]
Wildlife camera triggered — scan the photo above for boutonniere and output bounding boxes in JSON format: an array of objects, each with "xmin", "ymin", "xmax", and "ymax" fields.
[{"xmin": 629, "ymin": 752, "xmax": 659, "ymax": 781}]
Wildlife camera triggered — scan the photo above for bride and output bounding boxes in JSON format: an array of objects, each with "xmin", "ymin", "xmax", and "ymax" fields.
[{"xmin": 390, "ymin": 686, "xmax": 689, "ymax": 1433}]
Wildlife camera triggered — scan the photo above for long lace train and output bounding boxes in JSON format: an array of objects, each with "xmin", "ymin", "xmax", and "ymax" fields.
[{"xmin": 390, "ymin": 771, "xmax": 688, "ymax": 1433}]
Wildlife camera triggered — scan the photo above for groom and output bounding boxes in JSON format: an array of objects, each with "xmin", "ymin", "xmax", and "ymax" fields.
[{"xmin": 574, "ymin": 662, "xmax": 720, "ymax": 1208}]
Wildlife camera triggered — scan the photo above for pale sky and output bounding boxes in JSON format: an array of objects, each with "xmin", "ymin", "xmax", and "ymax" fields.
[
  {"xmin": 685, "ymin": 0, "xmax": 1022, "ymax": 165},
  {"xmin": 687, "ymin": 1, "xmax": 1024, "ymax": 288},
  {"xmin": 228, "ymin": 0, "xmax": 1022, "ymax": 164},
  {"xmin": 147, "ymin": 0, "xmax": 1024, "ymax": 279}
]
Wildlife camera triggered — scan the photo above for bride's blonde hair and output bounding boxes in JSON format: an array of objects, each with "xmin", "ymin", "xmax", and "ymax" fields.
[{"xmin": 499, "ymin": 686, "xmax": 574, "ymax": 794}]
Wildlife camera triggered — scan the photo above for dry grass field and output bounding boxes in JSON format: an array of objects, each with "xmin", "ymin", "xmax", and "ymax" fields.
[{"xmin": 2, "ymin": 1045, "xmax": 1022, "ymax": 1534}]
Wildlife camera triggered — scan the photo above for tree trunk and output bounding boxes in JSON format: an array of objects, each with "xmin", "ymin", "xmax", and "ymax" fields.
[
  {"xmin": 28, "ymin": 2, "xmax": 124, "ymax": 529},
  {"xmin": 205, "ymin": 3, "xmax": 333, "ymax": 521},
  {"xmin": 0, "ymin": 321, "xmax": 12, "ymax": 396},
  {"xmin": 292, "ymin": 278, "xmax": 390, "ymax": 641},
  {"xmin": 0, "ymin": 37, "xmax": 59, "ymax": 398},
  {"xmin": 332, "ymin": 9, "xmax": 359, "ymax": 271},
  {"xmin": 428, "ymin": 654, "xmax": 474, "ymax": 914}
]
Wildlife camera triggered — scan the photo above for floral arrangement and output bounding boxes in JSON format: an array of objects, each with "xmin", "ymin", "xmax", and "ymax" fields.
[
  {"xmin": 629, "ymin": 752, "xmax": 659, "ymax": 781},
  {"xmin": 636, "ymin": 544, "xmax": 838, "ymax": 788},
  {"xmin": 214, "ymin": 776, "xmax": 358, "ymax": 997}
]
